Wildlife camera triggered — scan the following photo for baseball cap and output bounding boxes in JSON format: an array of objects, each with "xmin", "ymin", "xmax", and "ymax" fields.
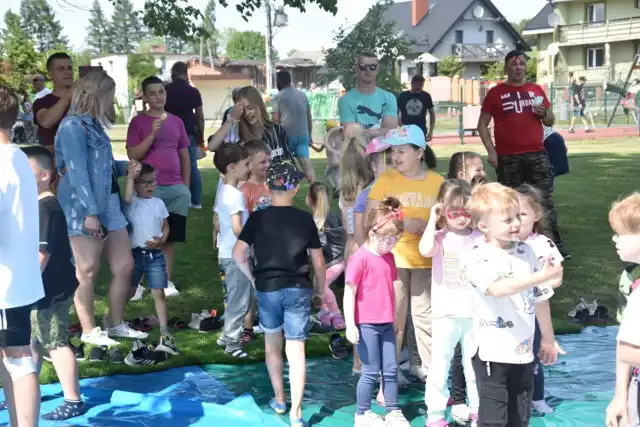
[
  {"xmin": 267, "ymin": 161, "xmax": 305, "ymax": 191},
  {"xmin": 366, "ymin": 137, "xmax": 391, "ymax": 155},
  {"xmin": 381, "ymin": 125, "xmax": 426, "ymax": 149},
  {"xmin": 325, "ymin": 119, "xmax": 339, "ymax": 131}
]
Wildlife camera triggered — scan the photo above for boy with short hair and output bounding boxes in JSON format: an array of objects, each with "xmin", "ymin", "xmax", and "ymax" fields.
[
  {"xmin": 213, "ymin": 143, "xmax": 254, "ymax": 358},
  {"xmin": 20, "ymin": 145, "xmax": 85, "ymax": 421},
  {"xmin": 232, "ymin": 161, "xmax": 326, "ymax": 427},
  {"xmin": 240, "ymin": 139, "xmax": 272, "ymax": 212},
  {"xmin": 462, "ymin": 182, "xmax": 563, "ymax": 427},
  {"xmin": 122, "ymin": 160, "xmax": 178, "ymax": 356},
  {"xmin": 606, "ymin": 193, "xmax": 640, "ymax": 427}
]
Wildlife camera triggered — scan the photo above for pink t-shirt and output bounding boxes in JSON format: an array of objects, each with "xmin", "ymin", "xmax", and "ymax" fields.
[
  {"xmin": 345, "ymin": 246, "xmax": 398, "ymax": 325},
  {"xmin": 431, "ymin": 229, "xmax": 482, "ymax": 319},
  {"xmin": 126, "ymin": 113, "xmax": 190, "ymax": 186}
]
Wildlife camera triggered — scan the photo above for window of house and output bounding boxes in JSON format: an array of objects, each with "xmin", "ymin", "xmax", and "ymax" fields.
[
  {"xmin": 486, "ymin": 30, "xmax": 494, "ymax": 45},
  {"xmin": 586, "ymin": 3, "xmax": 605, "ymax": 23},
  {"xmin": 586, "ymin": 46, "xmax": 605, "ymax": 68},
  {"xmin": 407, "ymin": 67, "xmax": 417, "ymax": 76},
  {"xmin": 455, "ymin": 30, "xmax": 464, "ymax": 44}
]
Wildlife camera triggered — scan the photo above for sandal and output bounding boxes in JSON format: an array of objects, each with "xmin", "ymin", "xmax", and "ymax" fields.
[
  {"xmin": 330, "ymin": 314, "xmax": 346, "ymax": 331},
  {"xmin": 227, "ymin": 349, "xmax": 249, "ymax": 359},
  {"xmin": 169, "ymin": 317, "xmax": 187, "ymax": 329},
  {"xmin": 129, "ymin": 318, "xmax": 152, "ymax": 332}
]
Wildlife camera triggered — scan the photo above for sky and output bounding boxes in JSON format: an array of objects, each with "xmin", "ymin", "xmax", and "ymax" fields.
[{"xmin": 0, "ymin": 0, "xmax": 549, "ymax": 57}]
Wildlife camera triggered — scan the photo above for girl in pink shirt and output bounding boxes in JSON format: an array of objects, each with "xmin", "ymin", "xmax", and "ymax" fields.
[{"xmin": 344, "ymin": 197, "xmax": 410, "ymax": 427}]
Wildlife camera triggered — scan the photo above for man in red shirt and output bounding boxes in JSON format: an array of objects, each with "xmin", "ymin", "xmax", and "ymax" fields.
[{"xmin": 478, "ymin": 50, "xmax": 567, "ymax": 257}]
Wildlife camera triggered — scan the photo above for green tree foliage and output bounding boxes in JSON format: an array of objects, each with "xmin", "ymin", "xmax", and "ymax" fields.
[
  {"xmin": 20, "ymin": 0, "xmax": 68, "ymax": 53},
  {"xmin": 0, "ymin": 10, "xmax": 39, "ymax": 91},
  {"xmin": 481, "ymin": 62, "xmax": 504, "ymax": 81},
  {"xmin": 107, "ymin": 0, "xmax": 147, "ymax": 54},
  {"xmin": 127, "ymin": 54, "xmax": 158, "ymax": 93},
  {"xmin": 87, "ymin": 0, "xmax": 110, "ymax": 55},
  {"xmin": 324, "ymin": 0, "xmax": 410, "ymax": 93},
  {"xmin": 437, "ymin": 55, "xmax": 465, "ymax": 78},
  {"xmin": 481, "ymin": 54, "xmax": 539, "ymax": 82},
  {"xmin": 224, "ymin": 30, "xmax": 268, "ymax": 60}
]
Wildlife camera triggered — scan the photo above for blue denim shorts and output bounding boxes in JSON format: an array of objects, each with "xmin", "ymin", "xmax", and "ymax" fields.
[
  {"xmin": 106, "ymin": 193, "xmax": 129, "ymax": 232},
  {"xmin": 131, "ymin": 248, "xmax": 168, "ymax": 289},
  {"xmin": 257, "ymin": 287, "xmax": 312, "ymax": 340}
]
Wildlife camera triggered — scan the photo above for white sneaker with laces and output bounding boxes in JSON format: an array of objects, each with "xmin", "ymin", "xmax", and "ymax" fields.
[
  {"xmin": 409, "ymin": 364, "xmax": 427, "ymax": 382},
  {"xmin": 354, "ymin": 410, "xmax": 386, "ymax": 427},
  {"xmin": 130, "ymin": 285, "xmax": 144, "ymax": 301},
  {"xmin": 533, "ymin": 399, "xmax": 554, "ymax": 414},
  {"xmin": 451, "ymin": 404, "xmax": 472, "ymax": 423},
  {"xmin": 188, "ymin": 311, "xmax": 211, "ymax": 330},
  {"xmin": 397, "ymin": 369, "xmax": 410, "ymax": 387},
  {"xmin": 189, "ymin": 203, "xmax": 202, "ymax": 209},
  {"xmin": 164, "ymin": 281, "xmax": 180, "ymax": 297},
  {"xmin": 108, "ymin": 322, "xmax": 149, "ymax": 339},
  {"xmin": 384, "ymin": 410, "xmax": 410, "ymax": 426},
  {"xmin": 81, "ymin": 327, "xmax": 119, "ymax": 347}
]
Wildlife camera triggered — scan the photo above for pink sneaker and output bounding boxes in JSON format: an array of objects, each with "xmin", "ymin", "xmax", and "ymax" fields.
[{"xmin": 425, "ymin": 419, "xmax": 449, "ymax": 427}]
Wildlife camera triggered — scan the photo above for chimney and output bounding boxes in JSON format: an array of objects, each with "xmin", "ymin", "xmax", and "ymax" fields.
[{"xmin": 412, "ymin": 0, "xmax": 429, "ymax": 27}]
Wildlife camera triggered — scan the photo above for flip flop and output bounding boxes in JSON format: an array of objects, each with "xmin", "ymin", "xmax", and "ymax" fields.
[{"xmin": 169, "ymin": 318, "xmax": 187, "ymax": 329}]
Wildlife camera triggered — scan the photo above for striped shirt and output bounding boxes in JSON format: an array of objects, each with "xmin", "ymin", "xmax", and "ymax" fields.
[{"xmin": 261, "ymin": 122, "xmax": 295, "ymax": 164}]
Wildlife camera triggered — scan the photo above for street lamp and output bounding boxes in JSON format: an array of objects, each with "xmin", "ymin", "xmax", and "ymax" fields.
[{"xmin": 265, "ymin": 2, "xmax": 288, "ymax": 92}]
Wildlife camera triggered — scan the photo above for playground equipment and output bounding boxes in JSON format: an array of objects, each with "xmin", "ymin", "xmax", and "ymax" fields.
[{"xmin": 606, "ymin": 54, "xmax": 640, "ymax": 131}]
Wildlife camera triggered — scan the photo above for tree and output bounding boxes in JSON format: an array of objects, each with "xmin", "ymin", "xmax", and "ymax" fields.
[
  {"xmin": 107, "ymin": 0, "xmax": 148, "ymax": 54},
  {"xmin": 20, "ymin": 0, "xmax": 68, "ymax": 52},
  {"xmin": 481, "ymin": 62, "xmax": 504, "ymax": 81},
  {"xmin": 127, "ymin": 54, "xmax": 158, "ymax": 93},
  {"xmin": 0, "ymin": 10, "xmax": 39, "ymax": 91},
  {"xmin": 224, "ymin": 30, "xmax": 267, "ymax": 60},
  {"xmin": 510, "ymin": 18, "xmax": 537, "ymax": 48},
  {"xmin": 165, "ymin": 35, "xmax": 190, "ymax": 54},
  {"xmin": 87, "ymin": 0, "xmax": 110, "ymax": 55},
  {"xmin": 324, "ymin": 0, "xmax": 411, "ymax": 93},
  {"xmin": 437, "ymin": 55, "xmax": 465, "ymax": 78}
]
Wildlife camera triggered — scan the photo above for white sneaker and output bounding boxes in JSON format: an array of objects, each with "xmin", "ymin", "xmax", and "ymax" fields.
[
  {"xmin": 130, "ymin": 285, "xmax": 144, "ymax": 301},
  {"xmin": 354, "ymin": 410, "xmax": 386, "ymax": 427},
  {"xmin": 397, "ymin": 369, "xmax": 410, "ymax": 387},
  {"xmin": 451, "ymin": 404, "xmax": 472, "ymax": 423},
  {"xmin": 188, "ymin": 311, "xmax": 211, "ymax": 330},
  {"xmin": 189, "ymin": 203, "xmax": 202, "ymax": 209},
  {"xmin": 108, "ymin": 322, "xmax": 149, "ymax": 339},
  {"xmin": 409, "ymin": 364, "xmax": 427, "ymax": 382},
  {"xmin": 81, "ymin": 327, "xmax": 119, "ymax": 347},
  {"xmin": 164, "ymin": 281, "xmax": 180, "ymax": 297},
  {"xmin": 533, "ymin": 399, "xmax": 554, "ymax": 414},
  {"xmin": 384, "ymin": 409, "xmax": 410, "ymax": 426}
]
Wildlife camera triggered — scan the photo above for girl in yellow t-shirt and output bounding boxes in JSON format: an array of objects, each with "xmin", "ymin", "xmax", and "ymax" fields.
[{"xmin": 366, "ymin": 125, "xmax": 444, "ymax": 378}]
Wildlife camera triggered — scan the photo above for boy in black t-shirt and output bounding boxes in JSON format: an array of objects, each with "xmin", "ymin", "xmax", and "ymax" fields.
[
  {"xmin": 232, "ymin": 161, "xmax": 326, "ymax": 427},
  {"xmin": 22, "ymin": 146, "xmax": 85, "ymax": 421}
]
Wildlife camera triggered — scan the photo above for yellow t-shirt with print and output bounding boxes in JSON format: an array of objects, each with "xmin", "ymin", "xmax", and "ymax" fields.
[{"xmin": 368, "ymin": 168, "xmax": 444, "ymax": 269}]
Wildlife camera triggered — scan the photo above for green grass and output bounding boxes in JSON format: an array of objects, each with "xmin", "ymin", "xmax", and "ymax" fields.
[{"xmin": 37, "ymin": 132, "xmax": 640, "ymax": 384}]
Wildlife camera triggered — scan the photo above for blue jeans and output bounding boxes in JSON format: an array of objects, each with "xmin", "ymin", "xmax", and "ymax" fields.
[
  {"xmin": 533, "ymin": 319, "xmax": 544, "ymax": 401},
  {"xmin": 187, "ymin": 134, "xmax": 202, "ymax": 206},
  {"xmin": 356, "ymin": 323, "xmax": 399, "ymax": 414},
  {"xmin": 257, "ymin": 287, "xmax": 311, "ymax": 340},
  {"xmin": 131, "ymin": 248, "xmax": 168, "ymax": 289}
]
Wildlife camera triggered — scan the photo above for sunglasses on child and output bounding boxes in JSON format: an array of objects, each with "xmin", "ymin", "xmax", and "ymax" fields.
[
  {"xmin": 358, "ymin": 64, "xmax": 378, "ymax": 72},
  {"xmin": 446, "ymin": 208, "xmax": 472, "ymax": 220}
]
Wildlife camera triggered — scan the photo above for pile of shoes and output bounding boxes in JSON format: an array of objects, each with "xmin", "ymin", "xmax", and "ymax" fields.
[
  {"xmin": 188, "ymin": 310, "xmax": 223, "ymax": 333},
  {"xmin": 567, "ymin": 297, "xmax": 610, "ymax": 323},
  {"xmin": 124, "ymin": 340, "xmax": 170, "ymax": 366}
]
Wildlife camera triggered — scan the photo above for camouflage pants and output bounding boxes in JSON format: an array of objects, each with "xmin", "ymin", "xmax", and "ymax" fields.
[
  {"xmin": 31, "ymin": 294, "xmax": 73, "ymax": 350},
  {"xmin": 497, "ymin": 151, "xmax": 563, "ymax": 245}
]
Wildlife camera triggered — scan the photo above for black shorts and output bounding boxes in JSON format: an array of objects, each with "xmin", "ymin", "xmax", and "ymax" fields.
[
  {"xmin": 472, "ymin": 352, "xmax": 534, "ymax": 427},
  {"xmin": 167, "ymin": 213, "xmax": 187, "ymax": 243},
  {"xmin": 0, "ymin": 305, "xmax": 33, "ymax": 347}
]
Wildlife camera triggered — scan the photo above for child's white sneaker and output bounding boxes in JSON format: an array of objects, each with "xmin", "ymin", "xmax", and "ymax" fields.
[
  {"xmin": 533, "ymin": 399, "xmax": 554, "ymax": 414},
  {"xmin": 354, "ymin": 410, "xmax": 386, "ymax": 427},
  {"xmin": 451, "ymin": 404, "xmax": 471, "ymax": 423},
  {"xmin": 384, "ymin": 410, "xmax": 410, "ymax": 426},
  {"xmin": 108, "ymin": 322, "xmax": 149, "ymax": 339},
  {"xmin": 130, "ymin": 285, "xmax": 144, "ymax": 301},
  {"xmin": 164, "ymin": 281, "xmax": 180, "ymax": 297},
  {"xmin": 81, "ymin": 327, "xmax": 119, "ymax": 347},
  {"xmin": 409, "ymin": 364, "xmax": 427, "ymax": 382}
]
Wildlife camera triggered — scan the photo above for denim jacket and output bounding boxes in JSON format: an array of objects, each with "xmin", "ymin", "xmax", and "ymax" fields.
[{"xmin": 55, "ymin": 114, "xmax": 127, "ymax": 236}]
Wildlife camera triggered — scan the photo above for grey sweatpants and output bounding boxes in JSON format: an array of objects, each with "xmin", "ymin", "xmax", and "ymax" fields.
[{"xmin": 218, "ymin": 258, "xmax": 255, "ymax": 352}]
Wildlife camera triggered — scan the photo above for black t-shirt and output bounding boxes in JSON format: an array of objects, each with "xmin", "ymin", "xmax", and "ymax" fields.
[
  {"xmin": 572, "ymin": 83, "xmax": 586, "ymax": 105},
  {"xmin": 319, "ymin": 212, "xmax": 346, "ymax": 267},
  {"xmin": 238, "ymin": 206, "xmax": 321, "ymax": 292},
  {"xmin": 39, "ymin": 196, "xmax": 79, "ymax": 308},
  {"xmin": 397, "ymin": 90, "xmax": 434, "ymax": 134}
]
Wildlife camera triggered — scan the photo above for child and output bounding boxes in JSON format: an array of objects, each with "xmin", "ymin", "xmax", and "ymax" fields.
[
  {"xmin": 240, "ymin": 139, "xmax": 272, "ymax": 212},
  {"xmin": 22, "ymin": 145, "xmax": 85, "ymax": 420},
  {"xmin": 606, "ymin": 193, "xmax": 640, "ymax": 427},
  {"xmin": 462, "ymin": 183, "xmax": 563, "ymax": 427},
  {"xmin": 323, "ymin": 119, "xmax": 342, "ymax": 197},
  {"xmin": 516, "ymin": 184, "xmax": 567, "ymax": 414},
  {"xmin": 232, "ymin": 161, "xmax": 326, "ymax": 427},
  {"xmin": 447, "ymin": 151, "xmax": 487, "ymax": 183},
  {"xmin": 306, "ymin": 182, "xmax": 346, "ymax": 330},
  {"xmin": 121, "ymin": 160, "xmax": 178, "ymax": 353},
  {"xmin": 419, "ymin": 179, "xmax": 480, "ymax": 426},
  {"xmin": 213, "ymin": 143, "xmax": 254, "ymax": 359},
  {"xmin": 344, "ymin": 197, "xmax": 410, "ymax": 427}
]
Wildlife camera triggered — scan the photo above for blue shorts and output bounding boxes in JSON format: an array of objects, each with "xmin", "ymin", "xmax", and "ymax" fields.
[
  {"xmin": 106, "ymin": 193, "xmax": 129, "ymax": 232},
  {"xmin": 287, "ymin": 135, "xmax": 310, "ymax": 159},
  {"xmin": 131, "ymin": 248, "xmax": 168, "ymax": 289},
  {"xmin": 257, "ymin": 287, "xmax": 312, "ymax": 340}
]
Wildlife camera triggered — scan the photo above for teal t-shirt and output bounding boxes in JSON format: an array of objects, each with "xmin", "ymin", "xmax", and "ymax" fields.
[{"xmin": 338, "ymin": 87, "xmax": 398, "ymax": 129}]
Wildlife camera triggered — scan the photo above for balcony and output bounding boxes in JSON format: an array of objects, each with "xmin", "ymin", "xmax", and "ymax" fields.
[
  {"xmin": 558, "ymin": 17, "xmax": 640, "ymax": 46},
  {"xmin": 451, "ymin": 43, "xmax": 509, "ymax": 62}
]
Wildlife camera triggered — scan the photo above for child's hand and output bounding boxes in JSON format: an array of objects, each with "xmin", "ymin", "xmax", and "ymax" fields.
[
  {"xmin": 540, "ymin": 258, "xmax": 563, "ymax": 282},
  {"xmin": 127, "ymin": 159, "xmax": 141, "ymax": 178},
  {"xmin": 346, "ymin": 325, "xmax": 359, "ymax": 345},
  {"xmin": 606, "ymin": 392, "xmax": 630, "ymax": 427},
  {"xmin": 145, "ymin": 236, "xmax": 164, "ymax": 249},
  {"xmin": 539, "ymin": 337, "xmax": 566, "ymax": 365},
  {"xmin": 430, "ymin": 202, "xmax": 443, "ymax": 219}
]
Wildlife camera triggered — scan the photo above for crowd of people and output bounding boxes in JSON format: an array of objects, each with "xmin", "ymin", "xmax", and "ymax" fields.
[{"xmin": 0, "ymin": 46, "xmax": 639, "ymax": 427}]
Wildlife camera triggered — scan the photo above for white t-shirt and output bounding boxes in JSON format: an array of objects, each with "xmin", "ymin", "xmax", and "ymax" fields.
[
  {"xmin": 214, "ymin": 184, "xmax": 248, "ymax": 259},
  {"xmin": 0, "ymin": 144, "xmax": 45, "ymax": 309},
  {"xmin": 126, "ymin": 196, "xmax": 169, "ymax": 249},
  {"xmin": 618, "ymin": 290, "xmax": 640, "ymax": 361},
  {"xmin": 34, "ymin": 87, "xmax": 52, "ymax": 100},
  {"xmin": 462, "ymin": 241, "xmax": 553, "ymax": 364},
  {"xmin": 431, "ymin": 229, "xmax": 482, "ymax": 319}
]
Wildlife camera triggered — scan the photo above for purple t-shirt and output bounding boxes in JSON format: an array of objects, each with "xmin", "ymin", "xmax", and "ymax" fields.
[
  {"xmin": 165, "ymin": 79, "xmax": 202, "ymax": 136},
  {"xmin": 354, "ymin": 185, "xmax": 373, "ymax": 213},
  {"xmin": 126, "ymin": 113, "xmax": 190, "ymax": 186}
]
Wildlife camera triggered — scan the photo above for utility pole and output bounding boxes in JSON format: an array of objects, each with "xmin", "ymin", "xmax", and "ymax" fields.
[{"xmin": 265, "ymin": 0, "xmax": 274, "ymax": 93}]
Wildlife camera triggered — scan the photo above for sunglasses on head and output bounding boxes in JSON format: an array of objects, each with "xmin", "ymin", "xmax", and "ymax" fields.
[{"xmin": 358, "ymin": 64, "xmax": 378, "ymax": 72}]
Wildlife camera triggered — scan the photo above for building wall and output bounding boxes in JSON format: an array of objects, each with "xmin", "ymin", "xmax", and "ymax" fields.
[
  {"xmin": 535, "ymin": 33, "xmax": 555, "ymax": 83},
  {"xmin": 557, "ymin": 0, "xmax": 640, "ymax": 25},
  {"xmin": 193, "ymin": 79, "xmax": 252, "ymax": 120}
]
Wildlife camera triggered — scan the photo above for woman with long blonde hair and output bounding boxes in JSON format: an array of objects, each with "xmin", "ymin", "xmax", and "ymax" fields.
[{"xmin": 55, "ymin": 70, "xmax": 135, "ymax": 348}]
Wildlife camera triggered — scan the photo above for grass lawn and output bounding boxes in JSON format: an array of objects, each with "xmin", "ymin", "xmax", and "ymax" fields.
[{"xmin": 37, "ymin": 131, "xmax": 640, "ymax": 384}]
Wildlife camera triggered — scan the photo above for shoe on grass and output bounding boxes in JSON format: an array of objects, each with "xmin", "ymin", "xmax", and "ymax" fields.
[
  {"xmin": 130, "ymin": 285, "xmax": 144, "ymax": 301},
  {"xmin": 108, "ymin": 322, "xmax": 148, "ymax": 340},
  {"xmin": 156, "ymin": 334, "xmax": 180, "ymax": 355},
  {"xmin": 81, "ymin": 327, "xmax": 118, "ymax": 347},
  {"xmin": 164, "ymin": 281, "xmax": 180, "ymax": 297},
  {"xmin": 89, "ymin": 346, "xmax": 106, "ymax": 362},
  {"xmin": 107, "ymin": 347, "xmax": 125, "ymax": 364},
  {"xmin": 125, "ymin": 340, "xmax": 166, "ymax": 366}
]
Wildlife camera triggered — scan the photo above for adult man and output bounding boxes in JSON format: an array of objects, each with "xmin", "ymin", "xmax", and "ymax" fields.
[
  {"xmin": 477, "ymin": 50, "xmax": 568, "ymax": 257},
  {"xmin": 165, "ymin": 61, "xmax": 205, "ymax": 209},
  {"xmin": 273, "ymin": 70, "xmax": 315, "ymax": 182},
  {"xmin": 127, "ymin": 76, "xmax": 191, "ymax": 297},
  {"xmin": 0, "ymin": 85, "xmax": 45, "ymax": 427},
  {"xmin": 32, "ymin": 74, "xmax": 52, "ymax": 101},
  {"xmin": 569, "ymin": 76, "xmax": 595, "ymax": 133},
  {"xmin": 338, "ymin": 51, "xmax": 398, "ymax": 138},
  {"xmin": 33, "ymin": 53, "xmax": 73, "ymax": 153},
  {"xmin": 398, "ymin": 75, "xmax": 436, "ymax": 141}
]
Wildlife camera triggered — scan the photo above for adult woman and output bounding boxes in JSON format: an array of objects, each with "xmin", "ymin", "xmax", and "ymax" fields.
[
  {"xmin": 207, "ymin": 85, "xmax": 295, "ymax": 164},
  {"xmin": 55, "ymin": 71, "xmax": 144, "ymax": 347}
]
